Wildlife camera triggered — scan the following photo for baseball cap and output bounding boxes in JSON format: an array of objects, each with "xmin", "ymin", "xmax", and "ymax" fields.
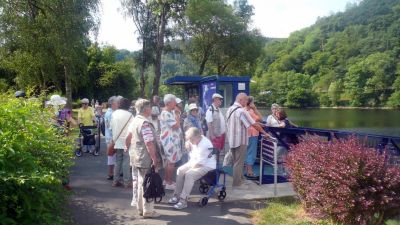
[{"xmin": 212, "ymin": 93, "xmax": 223, "ymax": 99}]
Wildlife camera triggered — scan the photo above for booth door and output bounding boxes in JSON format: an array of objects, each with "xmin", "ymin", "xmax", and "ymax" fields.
[{"xmin": 218, "ymin": 83, "xmax": 233, "ymax": 108}]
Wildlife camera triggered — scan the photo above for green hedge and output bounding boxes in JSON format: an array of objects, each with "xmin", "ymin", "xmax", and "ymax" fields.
[{"xmin": 0, "ymin": 95, "xmax": 74, "ymax": 225}]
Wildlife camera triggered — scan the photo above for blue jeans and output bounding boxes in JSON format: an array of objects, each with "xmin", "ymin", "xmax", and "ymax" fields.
[{"xmin": 245, "ymin": 136, "xmax": 258, "ymax": 166}]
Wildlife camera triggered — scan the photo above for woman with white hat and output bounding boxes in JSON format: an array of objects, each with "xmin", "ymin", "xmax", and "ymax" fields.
[
  {"xmin": 47, "ymin": 94, "xmax": 76, "ymax": 134},
  {"xmin": 183, "ymin": 103, "xmax": 203, "ymax": 133}
]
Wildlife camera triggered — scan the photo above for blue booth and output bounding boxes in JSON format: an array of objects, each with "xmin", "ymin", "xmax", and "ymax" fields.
[{"xmin": 164, "ymin": 75, "xmax": 250, "ymax": 109}]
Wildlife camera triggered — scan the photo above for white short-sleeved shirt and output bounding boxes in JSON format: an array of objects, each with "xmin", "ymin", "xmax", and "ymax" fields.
[
  {"xmin": 188, "ymin": 136, "xmax": 216, "ymax": 169},
  {"xmin": 205, "ymin": 104, "xmax": 226, "ymax": 134},
  {"xmin": 110, "ymin": 109, "xmax": 133, "ymax": 149},
  {"xmin": 104, "ymin": 108, "xmax": 113, "ymax": 143},
  {"xmin": 266, "ymin": 115, "xmax": 280, "ymax": 127}
]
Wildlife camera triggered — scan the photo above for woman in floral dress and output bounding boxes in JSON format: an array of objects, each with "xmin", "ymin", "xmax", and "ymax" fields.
[{"xmin": 160, "ymin": 94, "xmax": 183, "ymax": 190}]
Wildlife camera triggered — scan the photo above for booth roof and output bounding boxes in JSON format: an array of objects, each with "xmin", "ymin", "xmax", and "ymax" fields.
[{"xmin": 164, "ymin": 75, "xmax": 250, "ymax": 85}]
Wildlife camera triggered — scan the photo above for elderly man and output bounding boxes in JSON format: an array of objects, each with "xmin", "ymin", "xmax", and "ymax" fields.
[
  {"xmin": 168, "ymin": 127, "xmax": 215, "ymax": 209},
  {"xmin": 159, "ymin": 94, "xmax": 182, "ymax": 190},
  {"xmin": 129, "ymin": 99, "xmax": 162, "ymax": 219},
  {"xmin": 110, "ymin": 98, "xmax": 133, "ymax": 188},
  {"xmin": 205, "ymin": 93, "xmax": 226, "ymax": 150},
  {"xmin": 226, "ymin": 93, "xmax": 269, "ymax": 188}
]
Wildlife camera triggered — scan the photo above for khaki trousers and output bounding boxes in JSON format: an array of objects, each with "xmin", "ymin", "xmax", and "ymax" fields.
[
  {"xmin": 174, "ymin": 163, "xmax": 212, "ymax": 200},
  {"xmin": 231, "ymin": 145, "xmax": 247, "ymax": 187},
  {"xmin": 136, "ymin": 168, "xmax": 154, "ymax": 214}
]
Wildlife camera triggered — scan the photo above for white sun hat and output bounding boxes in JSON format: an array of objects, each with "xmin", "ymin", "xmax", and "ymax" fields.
[
  {"xmin": 188, "ymin": 103, "xmax": 198, "ymax": 111},
  {"xmin": 47, "ymin": 94, "xmax": 67, "ymax": 106}
]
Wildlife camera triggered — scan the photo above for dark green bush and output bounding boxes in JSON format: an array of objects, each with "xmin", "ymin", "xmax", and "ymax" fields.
[
  {"xmin": 285, "ymin": 88, "xmax": 319, "ymax": 108},
  {"xmin": 0, "ymin": 95, "xmax": 74, "ymax": 225}
]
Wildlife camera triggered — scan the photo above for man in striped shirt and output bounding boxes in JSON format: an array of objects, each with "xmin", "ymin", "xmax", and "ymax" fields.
[{"xmin": 226, "ymin": 93, "xmax": 268, "ymax": 188}]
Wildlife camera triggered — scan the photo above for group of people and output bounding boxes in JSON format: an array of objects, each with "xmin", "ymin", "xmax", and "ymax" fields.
[{"xmin": 45, "ymin": 91, "xmax": 294, "ymax": 219}]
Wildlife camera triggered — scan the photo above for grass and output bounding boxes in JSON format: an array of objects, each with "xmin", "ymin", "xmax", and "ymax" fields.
[
  {"xmin": 252, "ymin": 197, "xmax": 336, "ymax": 225},
  {"xmin": 252, "ymin": 197, "xmax": 400, "ymax": 225}
]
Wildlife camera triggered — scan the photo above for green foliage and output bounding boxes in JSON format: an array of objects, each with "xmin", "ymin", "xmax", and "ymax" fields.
[
  {"xmin": 286, "ymin": 88, "xmax": 318, "ymax": 108},
  {"xmin": 0, "ymin": 95, "xmax": 74, "ymax": 224},
  {"xmin": 253, "ymin": 0, "xmax": 400, "ymax": 107},
  {"xmin": 0, "ymin": 0, "xmax": 99, "ymax": 105},
  {"xmin": 78, "ymin": 44, "xmax": 138, "ymax": 101},
  {"xmin": 184, "ymin": 0, "xmax": 264, "ymax": 75}
]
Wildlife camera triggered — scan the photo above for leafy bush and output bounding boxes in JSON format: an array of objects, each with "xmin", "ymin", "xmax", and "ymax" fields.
[
  {"xmin": 0, "ymin": 95, "xmax": 74, "ymax": 224},
  {"xmin": 285, "ymin": 88, "xmax": 319, "ymax": 108},
  {"xmin": 286, "ymin": 137, "xmax": 400, "ymax": 225}
]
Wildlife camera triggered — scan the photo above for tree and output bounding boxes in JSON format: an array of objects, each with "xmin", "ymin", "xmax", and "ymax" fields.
[
  {"xmin": 0, "ymin": 0, "xmax": 99, "ymax": 107},
  {"xmin": 148, "ymin": 0, "xmax": 186, "ymax": 98},
  {"xmin": 121, "ymin": 0, "xmax": 156, "ymax": 98},
  {"xmin": 183, "ymin": 0, "xmax": 262, "ymax": 75},
  {"xmin": 82, "ymin": 44, "xmax": 138, "ymax": 101},
  {"xmin": 252, "ymin": 0, "xmax": 400, "ymax": 107}
]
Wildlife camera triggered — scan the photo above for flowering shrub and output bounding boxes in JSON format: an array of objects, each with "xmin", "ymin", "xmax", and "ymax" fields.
[
  {"xmin": 286, "ymin": 136, "xmax": 400, "ymax": 225},
  {"xmin": 0, "ymin": 95, "xmax": 73, "ymax": 224}
]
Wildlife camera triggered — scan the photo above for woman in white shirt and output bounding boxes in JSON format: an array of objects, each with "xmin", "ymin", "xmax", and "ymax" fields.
[{"xmin": 168, "ymin": 127, "xmax": 216, "ymax": 210}]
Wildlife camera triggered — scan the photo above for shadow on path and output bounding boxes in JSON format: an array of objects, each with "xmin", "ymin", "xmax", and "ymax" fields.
[{"xmin": 67, "ymin": 141, "xmax": 265, "ymax": 225}]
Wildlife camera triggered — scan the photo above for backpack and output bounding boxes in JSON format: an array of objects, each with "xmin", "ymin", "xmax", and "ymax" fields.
[
  {"xmin": 143, "ymin": 167, "xmax": 165, "ymax": 203},
  {"xmin": 202, "ymin": 105, "xmax": 216, "ymax": 132}
]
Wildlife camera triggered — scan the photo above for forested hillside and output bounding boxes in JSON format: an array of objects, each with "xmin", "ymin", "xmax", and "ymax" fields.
[{"xmin": 252, "ymin": 0, "xmax": 400, "ymax": 107}]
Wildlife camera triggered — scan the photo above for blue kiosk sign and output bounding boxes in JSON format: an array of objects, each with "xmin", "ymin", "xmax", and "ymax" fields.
[{"xmin": 164, "ymin": 75, "xmax": 250, "ymax": 108}]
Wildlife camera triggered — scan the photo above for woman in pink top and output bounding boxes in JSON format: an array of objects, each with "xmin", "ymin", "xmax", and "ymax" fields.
[{"xmin": 245, "ymin": 96, "xmax": 263, "ymax": 178}]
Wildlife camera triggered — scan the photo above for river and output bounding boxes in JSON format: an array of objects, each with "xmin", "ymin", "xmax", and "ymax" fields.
[{"xmin": 258, "ymin": 108, "xmax": 400, "ymax": 137}]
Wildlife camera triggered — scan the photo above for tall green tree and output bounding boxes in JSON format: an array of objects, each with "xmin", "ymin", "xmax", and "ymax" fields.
[
  {"xmin": 0, "ymin": 0, "xmax": 99, "ymax": 107},
  {"xmin": 121, "ymin": 0, "xmax": 156, "ymax": 98},
  {"xmin": 183, "ymin": 0, "xmax": 262, "ymax": 75},
  {"xmin": 148, "ymin": 0, "xmax": 186, "ymax": 98}
]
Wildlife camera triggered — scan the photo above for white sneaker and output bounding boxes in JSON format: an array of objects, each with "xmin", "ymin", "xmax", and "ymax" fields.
[
  {"xmin": 173, "ymin": 201, "xmax": 187, "ymax": 210},
  {"xmin": 168, "ymin": 196, "xmax": 179, "ymax": 204},
  {"xmin": 165, "ymin": 183, "xmax": 176, "ymax": 190},
  {"xmin": 131, "ymin": 198, "xmax": 137, "ymax": 206}
]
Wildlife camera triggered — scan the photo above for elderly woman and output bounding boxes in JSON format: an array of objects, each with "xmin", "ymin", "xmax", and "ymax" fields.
[
  {"xmin": 168, "ymin": 127, "xmax": 215, "ymax": 210},
  {"xmin": 160, "ymin": 94, "xmax": 183, "ymax": 190},
  {"xmin": 183, "ymin": 103, "xmax": 203, "ymax": 132}
]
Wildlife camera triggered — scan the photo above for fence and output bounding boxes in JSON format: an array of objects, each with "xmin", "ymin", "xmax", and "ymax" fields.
[{"xmin": 258, "ymin": 126, "xmax": 400, "ymax": 191}]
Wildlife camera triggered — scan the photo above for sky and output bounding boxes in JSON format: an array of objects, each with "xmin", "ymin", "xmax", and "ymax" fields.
[{"xmin": 96, "ymin": 0, "xmax": 357, "ymax": 51}]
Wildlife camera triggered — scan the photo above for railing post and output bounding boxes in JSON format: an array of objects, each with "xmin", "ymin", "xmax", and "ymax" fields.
[{"xmin": 273, "ymin": 139, "xmax": 278, "ymax": 197}]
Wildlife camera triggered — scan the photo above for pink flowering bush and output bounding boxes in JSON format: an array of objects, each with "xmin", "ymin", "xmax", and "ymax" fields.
[{"xmin": 286, "ymin": 136, "xmax": 400, "ymax": 225}]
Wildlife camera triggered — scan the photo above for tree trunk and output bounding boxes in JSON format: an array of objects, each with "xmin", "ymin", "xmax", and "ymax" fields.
[
  {"xmin": 198, "ymin": 49, "xmax": 210, "ymax": 75},
  {"xmin": 219, "ymin": 63, "xmax": 229, "ymax": 74},
  {"xmin": 140, "ymin": 41, "xmax": 146, "ymax": 98},
  {"xmin": 64, "ymin": 62, "xmax": 72, "ymax": 109},
  {"xmin": 152, "ymin": 5, "xmax": 167, "ymax": 98}
]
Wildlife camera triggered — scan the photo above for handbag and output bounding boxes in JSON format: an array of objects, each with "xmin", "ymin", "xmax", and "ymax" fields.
[{"xmin": 107, "ymin": 115, "xmax": 133, "ymax": 156}]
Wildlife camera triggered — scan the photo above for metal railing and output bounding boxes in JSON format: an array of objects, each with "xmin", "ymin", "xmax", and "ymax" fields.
[
  {"xmin": 259, "ymin": 137, "xmax": 278, "ymax": 195},
  {"xmin": 258, "ymin": 126, "xmax": 400, "ymax": 191}
]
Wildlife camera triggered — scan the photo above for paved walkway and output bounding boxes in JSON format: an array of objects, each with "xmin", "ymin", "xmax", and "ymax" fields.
[{"xmin": 67, "ymin": 141, "xmax": 294, "ymax": 225}]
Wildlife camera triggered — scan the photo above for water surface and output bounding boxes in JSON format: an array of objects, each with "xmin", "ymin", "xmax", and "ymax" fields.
[{"xmin": 258, "ymin": 108, "xmax": 400, "ymax": 136}]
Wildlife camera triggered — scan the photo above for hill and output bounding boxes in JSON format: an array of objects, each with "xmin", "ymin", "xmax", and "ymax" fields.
[{"xmin": 252, "ymin": 0, "xmax": 400, "ymax": 107}]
